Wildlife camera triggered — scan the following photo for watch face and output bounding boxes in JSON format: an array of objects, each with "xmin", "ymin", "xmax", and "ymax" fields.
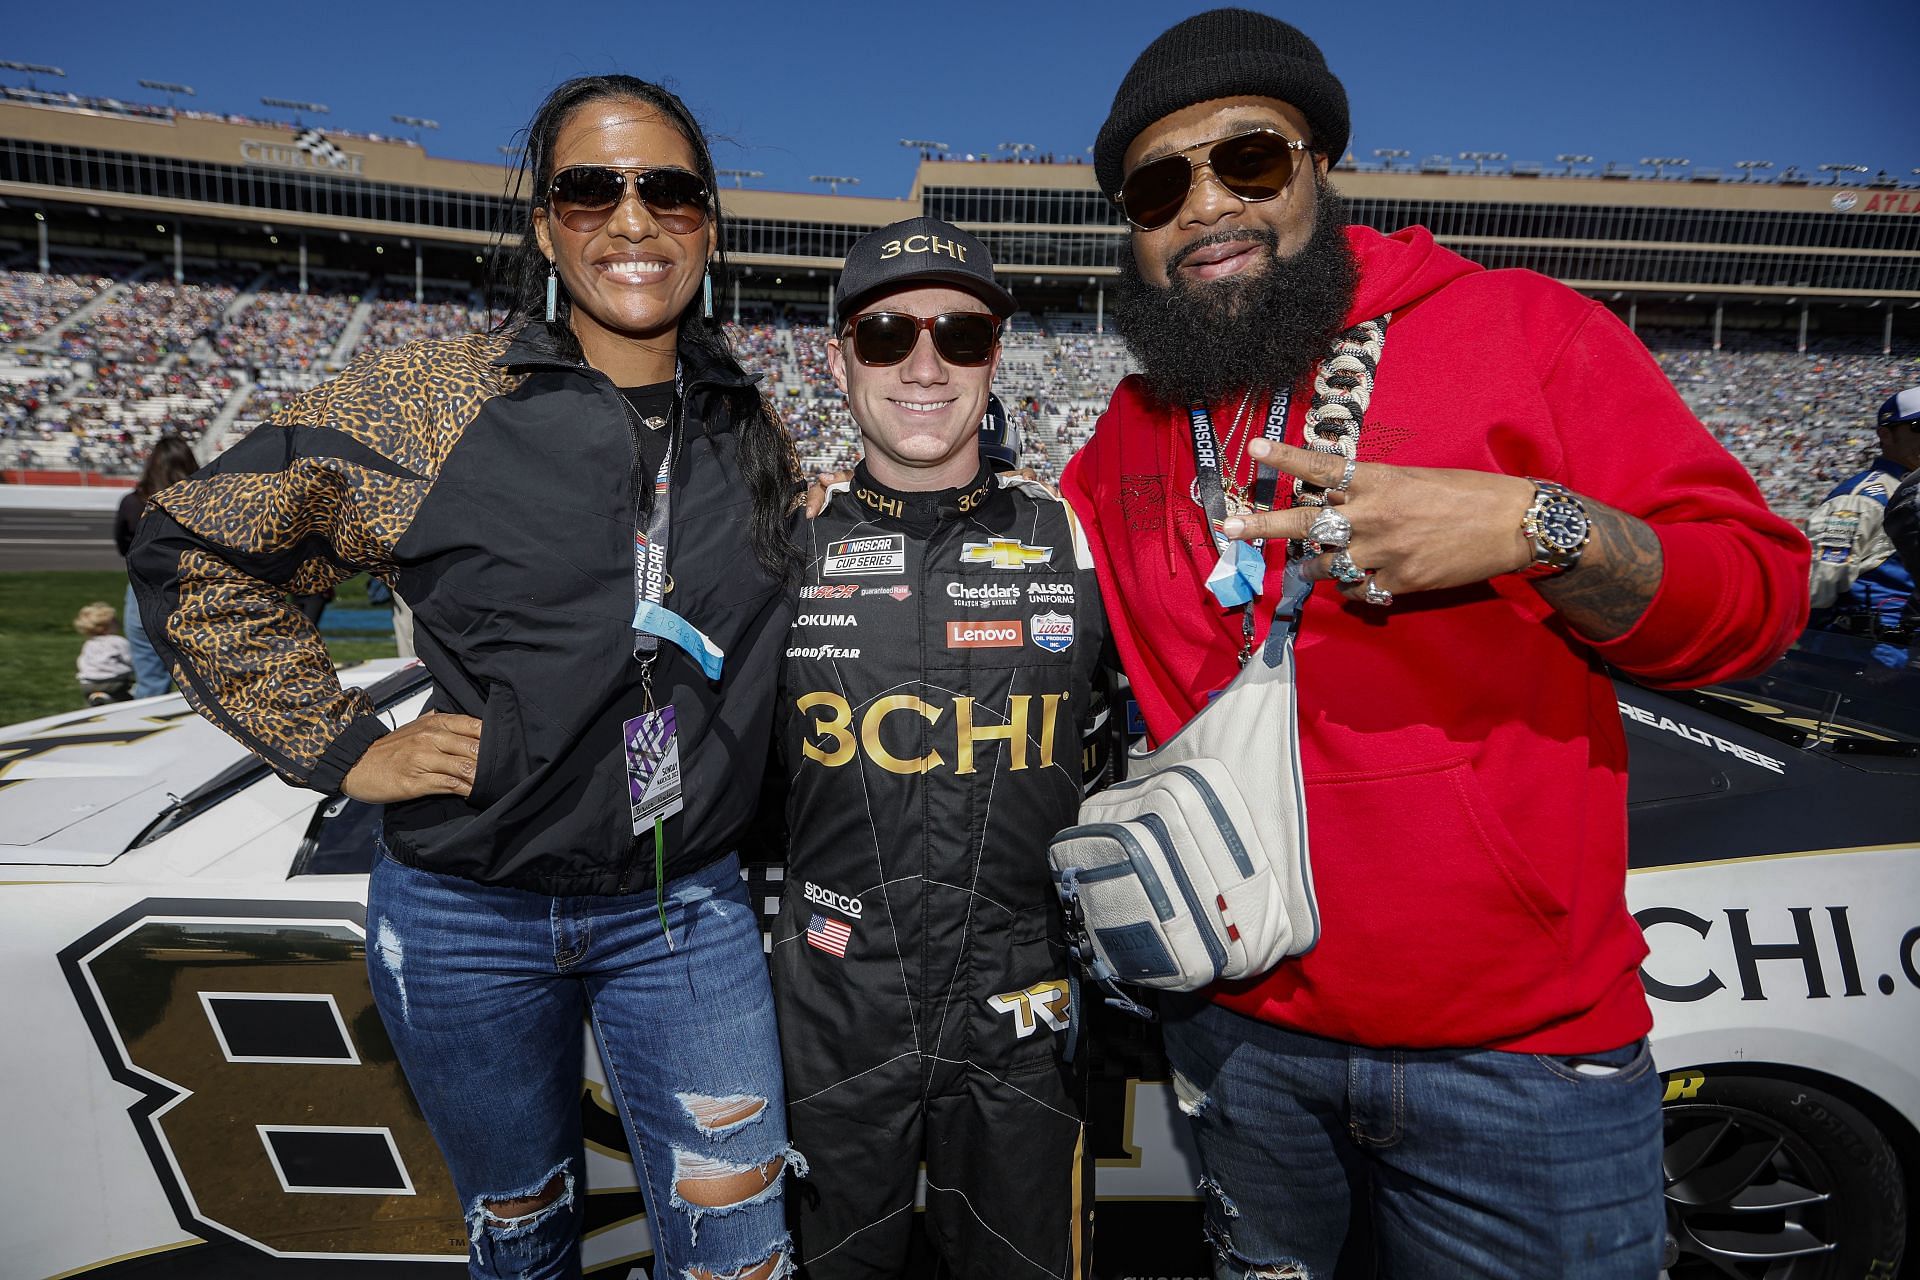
[{"xmin": 1538, "ymin": 497, "xmax": 1588, "ymax": 552}]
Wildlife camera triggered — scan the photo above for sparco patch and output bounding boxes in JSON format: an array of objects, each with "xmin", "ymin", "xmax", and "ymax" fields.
[
  {"xmin": 824, "ymin": 534, "xmax": 906, "ymax": 577},
  {"xmin": 800, "ymin": 583, "xmax": 861, "ymax": 599},
  {"xmin": 803, "ymin": 881, "xmax": 863, "ymax": 918}
]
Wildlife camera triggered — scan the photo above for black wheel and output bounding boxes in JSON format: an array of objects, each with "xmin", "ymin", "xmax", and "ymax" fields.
[{"xmin": 1662, "ymin": 1073, "xmax": 1907, "ymax": 1279}]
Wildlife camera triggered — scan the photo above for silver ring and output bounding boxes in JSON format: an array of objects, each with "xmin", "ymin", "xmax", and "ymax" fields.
[
  {"xmin": 1362, "ymin": 576, "xmax": 1394, "ymax": 607},
  {"xmin": 1332, "ymin": 456, "xmax": 1357, "ymax": 493},
  {"xmin": 1329, "ymin": 550, "xmax": 1367, "ymax": 585},
  {"xmin": 1307, "ymin": 509, "xmax": 1352, "ymax": 548}
]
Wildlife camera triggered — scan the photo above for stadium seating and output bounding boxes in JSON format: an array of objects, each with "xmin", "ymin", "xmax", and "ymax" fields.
[{"xmin": 2, "ymin": 261, "xmax": 1911, "ymax": 514}]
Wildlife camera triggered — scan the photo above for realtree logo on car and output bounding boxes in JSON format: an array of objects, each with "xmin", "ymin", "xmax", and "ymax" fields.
[{"xmin": 946, "ymin": 621, "xmax": 1023, "ymax": 648}]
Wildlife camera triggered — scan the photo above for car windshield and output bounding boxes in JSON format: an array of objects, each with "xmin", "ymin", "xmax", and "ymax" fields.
[{"xmin": 1647, "ymin": 640, "xmax": 1920, "ymax": 753}]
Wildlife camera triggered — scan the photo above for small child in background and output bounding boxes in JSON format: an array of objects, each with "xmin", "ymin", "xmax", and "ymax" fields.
[{"xmin": 74, "ymin": 601, "xmax": 136, "ymax": 705}]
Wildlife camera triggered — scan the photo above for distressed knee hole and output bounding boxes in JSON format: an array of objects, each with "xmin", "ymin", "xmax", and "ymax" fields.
[
  {"xmin": 1198, "ymin": 1175, "xmax": 1241, "ymax": 1218},
  {"xmin": 1171, "ymin": 1069, "xmax": 1212, "ymax": 1117},
  {"xmin": 483, "ymin": 1174, "xmax": 565, "ymax": 1225},
  {"xmin": 465, "ymin": 1162, "xmax": 576, "ymax": 1249},
  {"xmin": 1203, "ymin": 1222, "xmax": 1310, "ymax": 1280},
  {"xmin": 673, "ymin": 1151, "xmax": 786, "ymax": 1209},
  {"xmin": 679, "ymin": 1091, "xmax": 769, "ymax": 1136},
  {"xmin": 686, "ymin": 1248, "xmax": 790, "ymax": 1280}
]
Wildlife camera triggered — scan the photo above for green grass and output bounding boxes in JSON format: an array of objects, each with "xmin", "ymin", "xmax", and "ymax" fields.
[{"xmin": 0, "ymin": 571, "xmax": 399, "ymax": 728}]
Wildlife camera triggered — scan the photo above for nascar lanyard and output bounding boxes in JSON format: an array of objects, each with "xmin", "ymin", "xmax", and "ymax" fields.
[
  {"xmin": 630, "ymin": 366, "xmax": 725, "ymax": 683},
  {"xmin": 1188, "ymin": 387, "xmax": 1290, "ymax": 614}
]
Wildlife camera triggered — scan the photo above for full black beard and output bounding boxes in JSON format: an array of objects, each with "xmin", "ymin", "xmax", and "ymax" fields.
[{"xmin": 1111, "ymin": 179, "xmax": 1359, "ymax": 410}]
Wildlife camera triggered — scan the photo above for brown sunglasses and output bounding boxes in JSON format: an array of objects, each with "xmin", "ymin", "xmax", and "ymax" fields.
[
  {"xmin": 1114, "ymin": 128, "xmax": 1312, "ymax": 231},
  {"xmin": 547, "ymin": 165, "xmax": 711, "ymax": 235},
  {"xmin": 843, "ymin": 312, "xmax": 1001, "ymax": 367}
]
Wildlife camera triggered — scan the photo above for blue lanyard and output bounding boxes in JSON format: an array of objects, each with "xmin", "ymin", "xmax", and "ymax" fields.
[{"xmin": 630, "ymin": 366, "xmax": 724, "ymax": 682}]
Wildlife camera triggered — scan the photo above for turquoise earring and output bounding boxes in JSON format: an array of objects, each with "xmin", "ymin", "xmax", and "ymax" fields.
[
  {"xmin": 545, "ymin": 264, "xmax": 558, "ymax": 323},
  {"xmin": 702, "ymin": 269, "xmax": 714, "ymax": 320}
]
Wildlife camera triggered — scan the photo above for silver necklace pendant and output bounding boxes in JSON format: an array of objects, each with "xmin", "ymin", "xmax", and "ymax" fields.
[{"xmin": 1190, "ymin": 475, "xmax": 1255, "ymax": 516}]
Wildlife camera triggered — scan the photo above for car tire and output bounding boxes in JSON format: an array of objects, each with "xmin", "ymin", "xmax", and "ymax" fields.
[{"xmin": 1662, "ymin": 1072, "xmax": 1907, "ymax": 1279}]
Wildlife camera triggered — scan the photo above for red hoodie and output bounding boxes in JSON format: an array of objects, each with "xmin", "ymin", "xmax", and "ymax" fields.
[{"xmin": 1062, "ymin": 226, "xmax": 1811, "ymax": 1054}]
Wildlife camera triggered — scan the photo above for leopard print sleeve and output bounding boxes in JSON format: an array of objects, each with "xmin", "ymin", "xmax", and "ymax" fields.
[{"xmin": 128, "ymin": 334, "xmax": 512, "ymax": 791}]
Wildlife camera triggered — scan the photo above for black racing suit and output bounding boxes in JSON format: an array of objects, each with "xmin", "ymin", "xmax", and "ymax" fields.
[{"xmin": 772, "ymin": 461, "xmax": 1107, "ymax": 1279}]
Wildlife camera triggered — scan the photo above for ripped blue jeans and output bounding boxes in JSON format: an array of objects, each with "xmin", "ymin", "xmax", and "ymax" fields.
[{"xmin": 368, "ymin": 850, "xmax": 795, "ymax": 1280}]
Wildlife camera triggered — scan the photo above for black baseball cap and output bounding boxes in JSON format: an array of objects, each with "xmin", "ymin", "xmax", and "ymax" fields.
[{"xmin": 835, "ymin": 217, "xmax": 1016, "ymax": 322}]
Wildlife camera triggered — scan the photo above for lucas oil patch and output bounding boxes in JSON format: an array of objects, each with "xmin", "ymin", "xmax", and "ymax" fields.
[{"xmin": 1030, "ymin": 610, "xmax": 1075, "ymax": 652}]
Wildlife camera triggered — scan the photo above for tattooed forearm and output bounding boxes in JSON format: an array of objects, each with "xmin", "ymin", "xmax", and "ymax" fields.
[{"xmin": 1535, "ymin": 499, "xmax": 1664, "ymax": 642}]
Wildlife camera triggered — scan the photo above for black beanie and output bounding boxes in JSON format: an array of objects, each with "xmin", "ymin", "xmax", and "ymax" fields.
[{"xmin": 1094, "ymin": 8, "xmax": 1349, "ymax": 198}]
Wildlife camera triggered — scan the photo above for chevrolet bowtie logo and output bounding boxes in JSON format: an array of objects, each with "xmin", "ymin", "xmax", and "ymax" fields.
[{"xmin": 959, "ymin": 538, "xmax": 1053, "ymax": 569}]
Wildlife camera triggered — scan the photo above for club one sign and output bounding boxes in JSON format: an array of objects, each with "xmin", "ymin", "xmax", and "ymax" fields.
[{"xmin": 238, "ymin": 128, "xmax": 366, "ymax": 176}]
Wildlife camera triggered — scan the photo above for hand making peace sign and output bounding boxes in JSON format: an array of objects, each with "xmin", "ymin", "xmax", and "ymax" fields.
[{"xmin": 1222, "ymin": 438, "xmax": 1663, "ymax": 641}]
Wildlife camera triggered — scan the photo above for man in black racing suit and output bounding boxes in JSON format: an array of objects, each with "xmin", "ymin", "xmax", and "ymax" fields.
[{"xmin": 772, "ymin": 218, "xmax": 1108, "ymax": 1279}]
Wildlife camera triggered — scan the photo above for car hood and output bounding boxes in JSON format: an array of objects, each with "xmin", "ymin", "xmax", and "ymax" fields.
[{"xmin": 0, "ymin": 661, "xmax": 414, "ymax": 866}]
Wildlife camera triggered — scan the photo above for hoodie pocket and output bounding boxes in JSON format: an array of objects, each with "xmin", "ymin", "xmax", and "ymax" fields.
[
  {"xmin": 468, "ymin": 680, "xmax": 527, "ymax": 810},
  {"xmin": 1300, "ymin": 757, "xmax": 1570, "ymax": 1045}
]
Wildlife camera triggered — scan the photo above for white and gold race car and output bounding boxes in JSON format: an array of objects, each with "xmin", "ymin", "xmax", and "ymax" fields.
[{"xmin": 4, "ymin": 653, "xmax": 1916, "ymax": 1279}]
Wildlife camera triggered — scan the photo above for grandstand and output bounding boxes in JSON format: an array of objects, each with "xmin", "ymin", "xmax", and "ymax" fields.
[{"xmin": 2, "ymin": 88, "xmax": 1916, "ymax": 515}]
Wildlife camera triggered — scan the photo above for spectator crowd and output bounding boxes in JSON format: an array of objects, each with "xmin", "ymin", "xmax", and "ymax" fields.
[{"xmin": 4, "ymin": 261, "xmax": 1915, "ymax": 510}]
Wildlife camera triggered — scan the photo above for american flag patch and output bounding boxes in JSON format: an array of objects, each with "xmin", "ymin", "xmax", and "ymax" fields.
[{"xmin": 806, "ymin": 913, "xmax": 852, "ymax": 957}]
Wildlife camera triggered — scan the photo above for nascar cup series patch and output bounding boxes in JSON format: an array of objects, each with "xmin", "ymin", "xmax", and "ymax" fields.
[
  {"xmin": 1030, "ymin": 610, "xmax": 1074, "ymax": 652},
  {"xmin": 825, "ymin": 533, "xmax": 906, "ymax": 577}
]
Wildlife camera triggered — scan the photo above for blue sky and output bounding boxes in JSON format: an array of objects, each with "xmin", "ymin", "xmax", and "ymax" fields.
[{"xmin": 9, "ymin": 0, "xmax": 1915, "ymax": 194}]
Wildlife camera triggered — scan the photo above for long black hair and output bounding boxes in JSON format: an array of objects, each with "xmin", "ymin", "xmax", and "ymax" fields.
[
  {"xmin": 133, "ymin": 433, "xmax": 199, "ymax": 504},
  {"xmin": 489, "ymin": 74, "xmax": 800, "ymax": 582}
]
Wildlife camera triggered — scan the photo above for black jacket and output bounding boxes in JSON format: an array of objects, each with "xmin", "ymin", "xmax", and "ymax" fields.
[
  {"xmin": 771, "ymin": 461, "xmax": 1108, "ymax": 1082},
  {"xmin": 129, "ymin": 324, "xmax": 794, "ymax": 895}
]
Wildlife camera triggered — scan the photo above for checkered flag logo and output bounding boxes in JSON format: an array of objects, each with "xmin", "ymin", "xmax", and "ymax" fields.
[{"xmin": 293, "ymin": 127, "xmax": 348, "ymax": 169}]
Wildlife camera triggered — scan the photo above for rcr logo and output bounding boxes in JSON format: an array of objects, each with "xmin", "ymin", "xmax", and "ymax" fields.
[
  {"xmin": 803, "ymin": 881, "xmax": 863, "ymax": 918},
  {"xmin": 988, "ymin": 980, "xmax": 1070, "ymax": 1038}
]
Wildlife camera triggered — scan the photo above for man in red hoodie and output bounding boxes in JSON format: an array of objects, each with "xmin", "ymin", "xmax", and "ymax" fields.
[{"xmin": 1065, "ymin": 10, "xmax": 1811, "ymax": 1279}]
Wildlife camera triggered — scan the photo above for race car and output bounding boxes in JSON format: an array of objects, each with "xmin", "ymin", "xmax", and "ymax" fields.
[{"xmin": 3, "ymin": 652, "xmax": 1915, "ymax": 1279}]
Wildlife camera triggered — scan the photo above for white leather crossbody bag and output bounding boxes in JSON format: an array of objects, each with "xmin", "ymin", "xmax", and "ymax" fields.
[
  {"xmin": 1049, "ymin": 317, "xmax": 1387, "ymax": 1004},
  {"xmin": 1049, "ymin": 562, "xmax": 1317, "ymax": 995}
]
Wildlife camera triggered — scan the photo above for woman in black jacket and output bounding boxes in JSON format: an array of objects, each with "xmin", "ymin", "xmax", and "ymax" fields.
[{"xmin": 130, "ymin": 76, "xmax": 801, "ymax": 1280}]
